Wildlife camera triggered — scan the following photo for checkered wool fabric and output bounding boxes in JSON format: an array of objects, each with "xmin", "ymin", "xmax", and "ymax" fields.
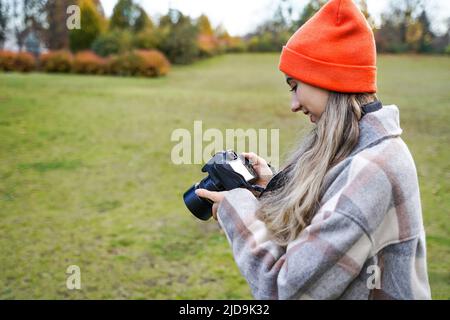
[{"xmin": 217, "ymin": 105, "xmax": 431, "ymax": 300}]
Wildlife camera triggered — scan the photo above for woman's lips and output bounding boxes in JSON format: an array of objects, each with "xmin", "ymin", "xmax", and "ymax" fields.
[
  {"xmin": 304, "ymin": 110, "xmax": 315, "ymax": 122},
  {"xmin": 292, "ymin": 106, "xmax": 315, "ymax": 123}
]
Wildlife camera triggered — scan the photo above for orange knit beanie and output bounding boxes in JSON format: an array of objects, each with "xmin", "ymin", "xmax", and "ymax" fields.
[{"xmin": 279, "ymin": 0, "xmax": 377, "ymax": 93}]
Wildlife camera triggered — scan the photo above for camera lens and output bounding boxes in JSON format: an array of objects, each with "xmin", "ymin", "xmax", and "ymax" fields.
[{"xmin": 183, "ymin": 177, "xmax": 219, "ymax": 220}]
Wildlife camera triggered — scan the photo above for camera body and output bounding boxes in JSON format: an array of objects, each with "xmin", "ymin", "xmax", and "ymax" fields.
[{"xmin": 183, "ymin": 150, "xmax": 258, "ymax": 220}]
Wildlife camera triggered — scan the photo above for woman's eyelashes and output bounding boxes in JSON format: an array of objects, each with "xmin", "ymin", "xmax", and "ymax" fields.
[{"xmin": 289, "ymin": 85, "xmax": 298, "ymax": 92}]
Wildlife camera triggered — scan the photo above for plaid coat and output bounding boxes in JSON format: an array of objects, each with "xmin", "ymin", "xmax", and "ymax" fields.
[{"xmin": 217, "ymin": 105, "xmax": 431, "ymax": 300}]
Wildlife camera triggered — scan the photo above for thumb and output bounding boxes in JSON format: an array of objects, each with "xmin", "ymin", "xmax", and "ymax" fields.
[{"xmin": 242, "ymin": 152, "xmax": 258, "ymax": 164}]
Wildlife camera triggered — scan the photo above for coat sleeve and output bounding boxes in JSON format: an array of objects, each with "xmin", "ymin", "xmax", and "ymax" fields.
[{"xmin": 217, "ymin": 186, "xmax": 379, "ymax": 300}]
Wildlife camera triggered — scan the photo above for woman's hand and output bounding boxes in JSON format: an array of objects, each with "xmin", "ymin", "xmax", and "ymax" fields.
[
  {"xmin": 195, "ymin": 189, "xmax": 228, "ymax": 221},
  {"xmin": 242, "ymin": 152, "xmax": 273, "ymax": 188}
]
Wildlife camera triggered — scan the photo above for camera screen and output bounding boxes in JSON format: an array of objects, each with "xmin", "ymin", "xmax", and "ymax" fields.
[{"xmin": 228, "ymin": 159, "xmax": 256, "ymax": 182}]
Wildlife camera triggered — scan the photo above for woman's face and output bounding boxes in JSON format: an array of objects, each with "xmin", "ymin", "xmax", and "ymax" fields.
[{"xmin": 286, "ymin": 75, "xmax": 330, "ymax": 123}]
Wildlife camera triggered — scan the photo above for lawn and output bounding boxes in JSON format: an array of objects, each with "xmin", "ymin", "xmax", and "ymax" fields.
[{"xmin": 0, "ymin": 53, "xmax": 449, "ymax": 299}]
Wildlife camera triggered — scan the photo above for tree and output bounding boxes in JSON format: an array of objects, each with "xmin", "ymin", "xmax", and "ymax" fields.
[
  {"xmin": 430, "ymin": 17, "xmax": 449, "ymax": 54},
  {"xmin": 134, "ymin": 6, "xmax": 153, "ymax": 32},
  {"xmin": 196, "ymin": 14, "xmax": 219, "ymax": 57},
  {"xmin": 374, "ymin": 0, "xmax": 438, "ymax": 53},
  {"xmin": 375, "ymin": 0, "xmax": 422, "ymax": 53},
  {"xmin": 416, "ymin": 9, "xmax": 434, "ymax": 53},
  {"xmin": 11, "ymin": 0, "xmax": 46, "ymax": 51},
  {"xmin": 406, "ymin": 19, "xmax": 423, "ymax": 52},
  {"xmin": 375, "ymin": 13, "xmax": 404, "ymax": 52},
  {"xmin": 45, "ymin": 0, "xmax": 72, "ymax": 50},
  {"xmin": 92, "ymin": 29, "xmax": 132, "ymax": 57},
  {"xmin": 110, "ymin": 0, "xmax": 151, "ymax": 32},
  {"xmin": 157, "ymin": 9, "xmax": 199, "ymax": 64},
  {"xmin": 404, "ymin": 9, "xmax": 435, "ymax": 53},
  {"xmin": 357, "ymin": 0, "xmax": 376, "ymax": 30},
  {"xmin": 91, "ymin": 0, "xmax": 105, "ymax": 17},
  {"xmin": 214, "ymin": 24, "xmax": 246, "ymax": 53},
  {"xmin": 46, "ymin": 0, "xmax": 105, "ymax": 51},
  {"xmin": 247, "ymin": 1, "xmax": 292, "ymax": 52},
  {"xmin": 197, "ymin": 14, "xmax": 213, "ymax": 36},
  {"xmin": 396, "ymin": 0, "xmax": 417, "ymax": 44},
  {"xmin": 0, "ymin": 0, "xmax": 9, "ymax": 49},
  {"xmin": 292, "ymin": 0, "xmax": 326, "ymax": 31},
  {"xmin": 69, "ymin": 0, "xmax": 104, "ymax": 52}
]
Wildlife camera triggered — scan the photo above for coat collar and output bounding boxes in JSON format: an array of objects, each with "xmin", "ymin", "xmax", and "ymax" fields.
[
  {"xmin": 260, "ymin": 104, "xmax": 403, "ymax": 197},
  {"xmin": 350, "ymin": 104, "xmax": 403, "ymax": 156}
]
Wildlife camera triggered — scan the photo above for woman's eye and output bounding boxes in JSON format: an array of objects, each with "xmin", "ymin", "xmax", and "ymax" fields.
[{"xmin": 290, "ymin": 85, "xmax": 297, "ymax": 92}]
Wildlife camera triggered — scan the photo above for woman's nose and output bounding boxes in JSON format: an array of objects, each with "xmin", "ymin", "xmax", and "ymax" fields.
[{"xmin": 291, "ymin": 95, "xmax": 300, "ymax": 110}]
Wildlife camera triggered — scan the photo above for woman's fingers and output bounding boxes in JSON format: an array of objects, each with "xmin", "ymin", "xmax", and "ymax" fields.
[
  {"xmin": 242, "ymin": 153, "xmax": 274, "ymax": 188},
  {"xmin": 242, "ymin": 152, "xmax": 266, "ymax": 166},
  {"xmin": 212, "ymin": 203, "xmax": 219, "ymax": 220},
  {"xmin": 242, "ymin": 152, "xmax": 258, "ymax": 165},
  {"xmin": 195, "ymin": 189, "xmax": 224, "ymax": 203},
  {"xmin": 195, "ymin": 189, "xmax": 225, "ymax": 221}
]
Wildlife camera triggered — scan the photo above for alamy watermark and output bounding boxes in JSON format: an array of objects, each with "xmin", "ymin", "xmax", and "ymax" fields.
[
  {"xmin": 66, "ymin": 265, "xmax": 81, "ymax": 290},
  {"xmin": 170, "ymin": 121, "xmax": 280, "ymax": 168},
  {"xmin": 66, "ymin": 5, "xmax": 81, "ymax": 30},
  {"xmin": 366, "ymin": 265, "xmax": 381, "ymax": 289}
]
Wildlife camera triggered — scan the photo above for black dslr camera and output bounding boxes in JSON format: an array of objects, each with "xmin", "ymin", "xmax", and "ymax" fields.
[{"xmin": 183, "ymin": 150, "xmax": 259, "ymax": 220}]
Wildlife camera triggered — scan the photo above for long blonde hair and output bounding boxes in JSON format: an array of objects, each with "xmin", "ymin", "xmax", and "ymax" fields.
[{"xmin": 256, "ymin": 91, "xmax": 378, "ymax": 246}]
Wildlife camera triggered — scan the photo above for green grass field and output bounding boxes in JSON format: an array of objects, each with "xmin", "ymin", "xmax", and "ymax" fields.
[{"xmin": 0, "ymin": 53, "xmax": 449, "ymax": 299}]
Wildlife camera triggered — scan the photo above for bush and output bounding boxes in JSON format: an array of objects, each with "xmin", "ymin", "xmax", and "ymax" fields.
[
  {"xmin": 72, "ymin": 51, "xmax": 108, "ymax": 74},
  {"xmin": 197, "ymin": 35, "xmax": 220, "ymax": 58},
  {"xmin": 108, "ymin": 51, "xmax": 141, "ymax": 76},
  {"xmin": 445, "ymin": 45, "xmax": 450, "ymax": 55},
  {"xmin": 91, "ymin": 30, "xmax": 132, "ymax": 57},
  {"xmin": 0, "ymin": 51, "xmax": 15, "ymax": 71},
  {"xmin": 224, "ymin": 37, "xmax": 247, "ymax": 53},
  {"xmin": 40, "ymin": 51, "xmax": 73, "ymax": 73},
  {"xmin": 0, "ymin": 51, "xmax": 36, "ymax": 72},
  {"xmin": 133, "ymin": 28, "xmax": 162, "ymax": 50},
  {"xmin": 247, "ymin": 31, "xmax": 290, "ymax": 53},
  {"xmin": 134, "ymin": 49, "xmax": 170, "ymax": 77},
  {"xmin": 108, "ymin": 49, "xmax": 170, "ymax": 77},
  {"xmin": 157, "ymin": 12, "xmax": 200, "ymax": 65},
  {"xmin": 15, "ymin": 52, "xmax": 36, "ymax": 72}
]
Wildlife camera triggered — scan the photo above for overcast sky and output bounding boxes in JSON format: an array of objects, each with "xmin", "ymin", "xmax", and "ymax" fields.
[{"xmin": 100, "ymin": 0, "xmax": 450, "ymax": 36}]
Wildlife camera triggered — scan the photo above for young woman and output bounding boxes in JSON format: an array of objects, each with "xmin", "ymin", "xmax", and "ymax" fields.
[{"xmin": 196, "ymin": 0, "xmax": 431, "ymax": 299}]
